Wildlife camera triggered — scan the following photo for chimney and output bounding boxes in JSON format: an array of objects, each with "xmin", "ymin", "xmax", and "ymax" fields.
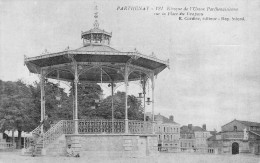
[
  {"xmin": 202, "ymin": 124, "xmax": 206, "ymax": 130},
  {"xmin": 188, "ymin": 124, "xmax": 192, "ymax": 130},
  {"xmin": 169, "ymin": 115, "xmax": 174, "ymax": 122}
]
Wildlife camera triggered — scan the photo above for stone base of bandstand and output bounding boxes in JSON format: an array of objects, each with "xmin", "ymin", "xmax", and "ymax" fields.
[{"xmin": 44, "ymin": 134, "xmax": 159, "ymax": 158}]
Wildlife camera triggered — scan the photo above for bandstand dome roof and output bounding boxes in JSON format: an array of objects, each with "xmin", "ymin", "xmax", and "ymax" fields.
[{"xmin": 24, "ymin": 12, "xmax": 169, "ymax": 83}]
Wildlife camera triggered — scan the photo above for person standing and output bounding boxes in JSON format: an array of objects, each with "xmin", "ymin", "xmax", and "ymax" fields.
[
  {"xmin": 30, "ymin": 133, "xmax": 39, "ymax": 157},
  {"xmin": 40, "ymin": 114, "xmax": 51, "ymax": 133}
]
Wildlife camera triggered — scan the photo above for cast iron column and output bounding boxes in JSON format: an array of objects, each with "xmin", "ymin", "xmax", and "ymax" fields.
[
  {"xmin": 124, "ymin": 66, "xmax": 129, "ymax": 133},
  {"xmin": 74, "ymin": 64, "xmax": 79, "ymax": 134},
  {"xmin": 40, "ymin": 69, "xmax": 45, "ymax": 135},
  {"xmin": 111, "ymin": 81, "xmax": 114, "ymax": 133},
  {"xmin": 143, "ymin": 77, "xmax": 146, "ymax": 121},
  {"xmin": 151, "ymin": 73, "xmax": 155, "ymax": 134}
]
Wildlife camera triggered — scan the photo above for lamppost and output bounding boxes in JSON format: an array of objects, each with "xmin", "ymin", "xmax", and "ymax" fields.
[
  {"xmin": 108, "ymin": 82, "xmax": 116, "ymax": 133},
  {"xmin": 137, "ymin": 76, "xmax": 153, "ymax": 122}
]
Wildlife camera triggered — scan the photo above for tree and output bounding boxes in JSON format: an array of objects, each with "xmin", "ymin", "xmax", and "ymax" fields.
[
  {"xmin": 0, "ymin": 80, "xmax": 35, "ymax": 148},
  {"xmin": 96, "ymin": 91, "xmax": 144, "ymax": 120},
  {"xmin": 0, "ymin": 79, "xmax": 72, "ymax": 149},
  {"xmin": 70, "ymin": 82, "xmax": 102, "ymax": 119}
]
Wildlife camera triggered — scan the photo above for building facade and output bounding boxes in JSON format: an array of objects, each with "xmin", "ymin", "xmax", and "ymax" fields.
[
  {"xmin": 147, "ymin": 113, "xmax": 180, "ymax": 149},
  {"xmin": 194, "ymin": 130, "xmax": 211, "ymax": 148},
  {"xmin": 180, "ymin": 124, "xmax": 211, "ymax": 150},
  {"xmin": 207, "ymin": 119, "xmax": 260, "ymax": 155}
]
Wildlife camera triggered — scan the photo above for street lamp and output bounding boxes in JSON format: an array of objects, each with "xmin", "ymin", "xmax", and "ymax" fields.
[
  {"xmin": 108, "ymin": 83, "xmax": 116, "ymax": 133},
  {"xmin": 138, "ymin": 93, "xmax": 143, "ymax": 99},
  {"xmin": 146, "ymin": 97, "xmax": 152, "ymax": 105}
]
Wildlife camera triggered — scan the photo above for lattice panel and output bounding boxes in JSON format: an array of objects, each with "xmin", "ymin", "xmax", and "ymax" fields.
[
  {"xmin": 32, "ymin": 125, "xmax": 41, "ymax": 135},
  {"xmin": 63, "ymin": 120, "xmax": 75, "ymax": 134},
  {"xmin": 43, "ymin": 121, "xmax": 64, "ymax": 147},
  {"xmin": 78, "ymin": 119, "xmax": 125, "ymax": 134}
]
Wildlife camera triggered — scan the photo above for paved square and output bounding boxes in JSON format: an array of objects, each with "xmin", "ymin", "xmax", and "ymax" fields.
[{"xmin": 0, "ymin": 152, "xmax": 259, "ymax": 163}]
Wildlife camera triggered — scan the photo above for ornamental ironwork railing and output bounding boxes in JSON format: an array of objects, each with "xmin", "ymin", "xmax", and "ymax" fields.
[
  {"xmin": 31, "ymin": 125, "xmax": 41, "ymax": 135},
  {"xmin": 27, "ymin": 119, "xmax": 153, "ymax": 149},
  {"xmin": 43, "ymin": 120, "xmax": 65, "ymax": 147},
  {"xmin": 63, "ymin": 120, "xmax": 75, "ymax": 134},
  {"xmin": 78, "ymin": 119, "xmax": 125, "ymax": 134},
  {"xmin": 128, "ymin": 120, "xmax": 153, "ymax": 134}
]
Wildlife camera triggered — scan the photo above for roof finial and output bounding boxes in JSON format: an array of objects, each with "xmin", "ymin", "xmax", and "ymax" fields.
[{"xmin": 93, "ymin": 5, "xmax": 99, "ymax": 29}]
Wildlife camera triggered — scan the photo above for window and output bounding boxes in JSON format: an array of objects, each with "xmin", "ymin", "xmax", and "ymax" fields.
[
  {"xmin": 171, "ymin": 135, "xmax": 172, "ymax": 140},
  {"xmin": 164, "ymin": 127, "xmax": 166, "ymax": 132},
  {"xmin": 159, "ymin": 127, "xmax": 160, "ymax": 132},
  {"xmin": 234, "ymin": 126, "xmax": 237, "ymax": 131},
  {"xmin": 164, "ymin": 135, "xmax": 166, "ymax": 140}
]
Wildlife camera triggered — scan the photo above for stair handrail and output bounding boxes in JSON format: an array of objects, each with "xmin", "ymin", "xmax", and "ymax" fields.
[
  {"xmin": 24, "ymin": 125, "xmax": 42, "ymax": 149},
  {"xmin": 31, "ymin": 125, "xmax": 41, "ymax": 135},
  {"xmin": 42, "ymin": 120, "xmax": 64, "ymax": 147}
]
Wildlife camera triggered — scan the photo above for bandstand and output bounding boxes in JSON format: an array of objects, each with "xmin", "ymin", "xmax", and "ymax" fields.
[{"xmin": 24, "ymin": 9, "xmax": 169, "ymax": 157}]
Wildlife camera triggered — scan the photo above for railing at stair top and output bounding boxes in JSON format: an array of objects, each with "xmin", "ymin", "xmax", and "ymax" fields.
[
  {"xmin": 43, "ymin": 120, "xmax": 75, "ymax": 147},
  {"xmin": 25, "ymin": 120, "xmax": 74, "ymax": 149}
]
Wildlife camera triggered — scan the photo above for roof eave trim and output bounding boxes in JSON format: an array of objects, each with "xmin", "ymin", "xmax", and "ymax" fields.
[
  {"xmin": 24, "ymin": 51, "xmax": 169, "ymax": 67},
  {"xmin": 24, "ymin": 51, "xmax": 69, "ymax": 62}
]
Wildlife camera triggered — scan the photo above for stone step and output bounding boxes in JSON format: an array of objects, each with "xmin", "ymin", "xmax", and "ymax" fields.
[{"xmin": 22, "ymin": 150, "xmax": 42, "ymax": 156}]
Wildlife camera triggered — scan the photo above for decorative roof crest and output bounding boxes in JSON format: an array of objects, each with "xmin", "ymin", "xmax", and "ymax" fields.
[{"xmin": 93, "ymin": 5, "xmax": 99, "ymax": 29}]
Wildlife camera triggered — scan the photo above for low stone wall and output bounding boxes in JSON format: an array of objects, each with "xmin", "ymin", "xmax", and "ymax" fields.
[
  {"xmin": 44, "ymin": 135, "xmax": 67, "ymax": 156},
  {"xmin": 65, "ymin": 134, "xmax": 158, "ymax": 158}
]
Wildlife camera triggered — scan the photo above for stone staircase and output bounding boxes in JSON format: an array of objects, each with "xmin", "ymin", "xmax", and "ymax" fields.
[
  {"xmin": 22, "ymin": 138, "xmax": 43, "ymax": 156},
  {"xmin": 22, "ymin": 120, "xmax": 67, "ymax": 156}
]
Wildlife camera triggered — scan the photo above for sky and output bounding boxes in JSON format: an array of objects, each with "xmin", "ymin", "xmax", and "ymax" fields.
[{"xmin": 0, "ymin": 0, "xmax": 260, "ymax": 131}]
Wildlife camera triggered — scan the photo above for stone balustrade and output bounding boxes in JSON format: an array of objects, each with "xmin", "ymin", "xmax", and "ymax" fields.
[
  {"xmin": 160, "ymin": 146, "xmax": 216, "ymax": 154},
  {"xmin": 0, "ymin": 142, "xmax": 13, "ymax": 149}
]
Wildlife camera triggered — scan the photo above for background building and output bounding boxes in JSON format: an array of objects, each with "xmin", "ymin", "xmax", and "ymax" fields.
[
  {"xmin": 194, "ymin": 124, "xmax": 211, "ymax": 148},
  {"xmin": 180, "ymin": 124, "xmax": 211, "ymax": 150},
  {"xmin": 147, "ymin": 113, "xmax": 180, "ymax": 149},
  {"xmin": 207, "ymin": 119, "xmax": 260, "ymax": 155}
]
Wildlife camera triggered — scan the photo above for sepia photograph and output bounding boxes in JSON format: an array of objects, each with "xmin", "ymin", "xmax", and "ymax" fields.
[{"xmin": 0, "ymin": 0, "xmax": 260, "ymax": 162}]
